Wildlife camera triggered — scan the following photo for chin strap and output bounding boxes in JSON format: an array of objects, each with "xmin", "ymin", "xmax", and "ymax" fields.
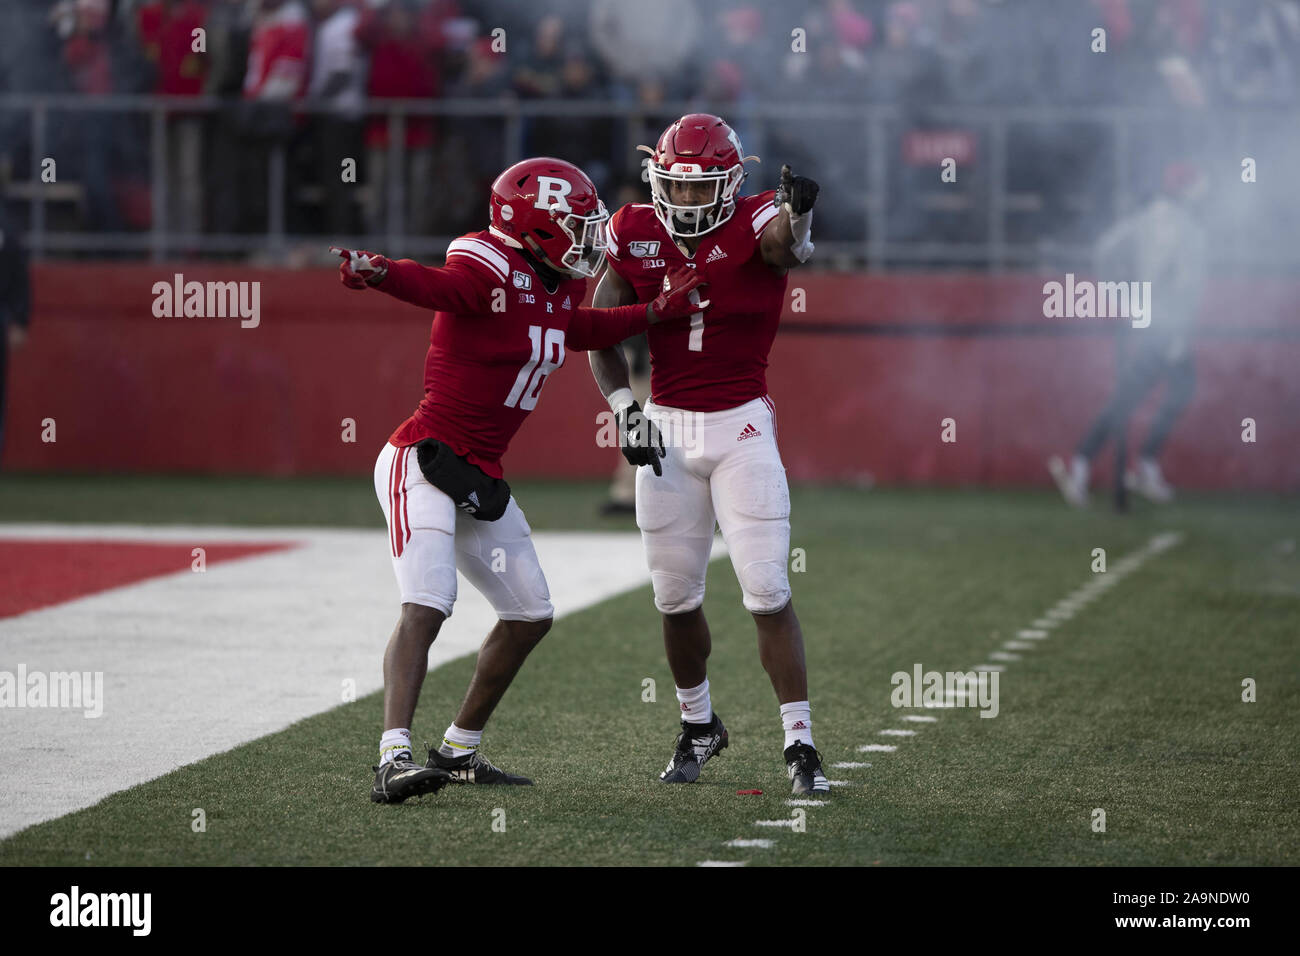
[{"xmin": 785, "ymin": 204, "xmax": 815, "ymax": 263}]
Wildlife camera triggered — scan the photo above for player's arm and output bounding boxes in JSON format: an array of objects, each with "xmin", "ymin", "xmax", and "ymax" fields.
[
  {"xmin": 760, "ymin": 164, "xmax": 820, "ymax": 271},
  {"xmin": 333, "ymin": 246, "xmax": 493, "ymax": 314},
  {"xmin": 571, "ymin": 264, "xmax": 707, "ymax": 351},
  {"xmin": 585, "ymin": 267, "xmax": 680, "ymax": 476},
  {"xmin": 587, "ymin": 267, "xmax": 638, "ymax": 405}
]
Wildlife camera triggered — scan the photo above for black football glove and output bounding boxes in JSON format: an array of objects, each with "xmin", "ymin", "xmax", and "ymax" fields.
[
  {"xmin": 776, "ymin": 164, "xmax": 820, "ymax": 215},
  {"xmin": 617, "ymin": 401, "xmax": 666, "ymax": 476}
]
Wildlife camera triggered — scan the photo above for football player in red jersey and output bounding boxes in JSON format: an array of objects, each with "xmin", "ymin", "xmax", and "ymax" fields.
[
  {"xmin": 335, "ymin": 157, "xmax": 708, "ymax": 802},
  {"xmin": 587, "ymin": 114, "xmax": 830, "ymax": 794}
]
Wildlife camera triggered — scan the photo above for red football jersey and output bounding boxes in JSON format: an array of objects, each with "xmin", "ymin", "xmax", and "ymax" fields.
[
  {"xmin": 606, "ymin": 191, "xmax": 787, "ymax": 412},
  {"xmin": 383, "ymin": 231, "xmax": 648, "ymax": 477}
]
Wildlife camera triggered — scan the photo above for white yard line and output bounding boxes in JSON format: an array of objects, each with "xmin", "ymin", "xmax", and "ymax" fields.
[{"xmin": 0, "ymin": 524, "xmax": 704, "ymax": 839}]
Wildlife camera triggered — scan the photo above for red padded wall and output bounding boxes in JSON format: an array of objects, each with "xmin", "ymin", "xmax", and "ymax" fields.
[{"xmin": 5, "ymin": 265, "xmax": 1297, "ymax": 490}]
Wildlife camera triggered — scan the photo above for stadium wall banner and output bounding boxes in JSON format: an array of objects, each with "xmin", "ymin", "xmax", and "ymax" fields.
[{"xmin": 7, "ymin": 265, "xmax": 1298, "ymax": 490}]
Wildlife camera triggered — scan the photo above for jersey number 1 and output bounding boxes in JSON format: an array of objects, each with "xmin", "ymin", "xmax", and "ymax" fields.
[
  {"xmin": 504, "ymin": 325, "xmax": 565, "ymax": 411},
  {"xmin": 687, "ymin": 288, "xmax": 704, "ymax": 352}
]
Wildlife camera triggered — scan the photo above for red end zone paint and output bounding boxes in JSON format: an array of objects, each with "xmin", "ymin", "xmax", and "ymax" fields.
[{"xmin": 0, "ymin": 540, "xmax": 293, "ymax": 619}]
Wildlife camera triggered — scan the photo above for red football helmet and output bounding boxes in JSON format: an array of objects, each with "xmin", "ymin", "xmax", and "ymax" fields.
[
  {"xmin": 640, "ymin": 113, "xmax": 756, "ymax": 238},
  {"xmin": 488, "ymin": 157, "xmax": 608, "ymax": 278}
]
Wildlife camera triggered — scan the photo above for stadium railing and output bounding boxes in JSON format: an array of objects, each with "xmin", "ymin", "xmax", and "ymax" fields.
[{"xmin": 0, "ymin": 94, "xmax": 1295, "ymax": 271}]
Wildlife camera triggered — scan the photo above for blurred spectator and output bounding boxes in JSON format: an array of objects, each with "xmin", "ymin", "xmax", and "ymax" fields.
[
  {"xmin": 244, "ymin": 0, "xmax": 310, "ymax": 102},
  {"xmin": 137, "ymin": 0, "xmax": 209, "ymax": 237},
  {"xmin": 309, "ymin": 0, "xmax": 366, "ymax": 236},
  {"xmin": 515, "ymin": 17, "xmax": 614, "ymax": 191},
  {"xmin": 589, "ymin": 0, "xmax": 703, "ymax": 100},
  {"xmin": 217, "ymin": 0, "xmax": 310, "ymax": 234},
  {"xmin": 868, "ymin": 2, "xmax": 944, "ymax": 105},
  {"xmin": 51, "ymin": 0, "xmax": 125, "ymax": 231},
  {"xmin": 0, "ymin": 200, "xmax": 31, "ymax": 468},
  {"xmin": 206, "ymin": 0, "xmax": 255, "ymax": 237},
  {"xmin": 205, "ymin": 0, "xmax": 255, "ymax": 98},
  {"xmin": 442, "ymin": 36, "xmax": 513, "ymax": 234},
  {"xmin": 357, "ymin": 0, "xmax": 448, "ymax": 237},
  {"xmin": 513, "ymin": 15, "xmax": 567, "ymax": 98},
  {"xmin": 1209, "ymin": 0, "xmax": 1300, "ymax": 104}
]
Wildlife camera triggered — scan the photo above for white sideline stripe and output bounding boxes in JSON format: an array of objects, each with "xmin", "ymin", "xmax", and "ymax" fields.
[
  {"xmin": 697, "ymin": 860, "xmax": 747, "ymax": 867},
  {"xmin": 0, "ymin": 524, "xmax": 729, "ymax": 839},
  {"xmin": 1018, "ymin": 629, "xmax": 1049, "ymax": 639},
  {"xmin": 755, "ymin": 819, "xmax": 798, "ymax": 828},
  {"xmin": 972, "ymin": 663, "xmax": 1006, "ymax": 672},
  {"xmin": 988, "ymin": 651, "xmax": 1021, "ymax": 661},
  {"xmin": 833, "ymin": 762, "xmax": 872, "ymax": 768},
  {"xmin": 859, "ymin": 744, "xmax": 897, "ymax": 752},
  {"xmin": 788, "ymin": 799, "xmax": 829, "ymax": 806},
  {"xmin": 902, "ymin": 715, "xmax": 938, "ymax": 722},
  {"xmin": 1002, "ymin": 641, "xmax": 1035, "ymax": 650},
  {"xmin": 921, "ymin": 700, "xmax": 957, "ymax": 708},
  {"xmin": 879, "ymin": 729, "xmax": 916, "ymax": 736},
  {"xmin": 725, "ymin": 839, "xmax": 774, "ymax": 849},
  {"xmin": 1032, "ymin": 619, "xmax": 1056, "ymax": 629},
  {"xmin": 827, "ymin": 780, "xmax": 852, "ymax": 787}
]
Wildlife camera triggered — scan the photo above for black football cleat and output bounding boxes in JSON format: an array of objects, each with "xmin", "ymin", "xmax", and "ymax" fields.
[
  {"xmin": 784, "ymin": 741, "xmax": 830, "ymax": 795},
  {"xmin": 371, "ymin": 756, "xmax": 453, "ymax": 804},
  {"xmin": 659, "ymin": 714, "xmax": 729, "ymax": 783},
  {"xmin": 427, "ymin": 748, "xmax": 533, "ymax": 785}
]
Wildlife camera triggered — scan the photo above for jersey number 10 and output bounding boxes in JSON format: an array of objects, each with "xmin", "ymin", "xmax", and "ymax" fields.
[{"xmin": 504, "ymin": 325, "xmax": 565, "ymax": 411}]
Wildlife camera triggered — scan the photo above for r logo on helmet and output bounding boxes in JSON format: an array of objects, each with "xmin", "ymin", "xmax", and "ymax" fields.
[{"xmin": 534, "ymin": 176, "xmax": 573, "ymax": 213}]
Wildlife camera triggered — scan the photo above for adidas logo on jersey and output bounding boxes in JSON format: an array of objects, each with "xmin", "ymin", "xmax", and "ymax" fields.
[
  {"xmin": 737, "ymin": 423, "xmax": 761, "ymax": 442},
  {"xmin": 561, "ymin": 295, "xmax": 572, "ymax": 310},
  {"xmin": 705, "ymin": 245, "xmax": 728, "ymax": 263}
]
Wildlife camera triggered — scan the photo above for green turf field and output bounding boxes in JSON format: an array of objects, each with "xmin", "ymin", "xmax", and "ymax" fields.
[{"xmin": 1, "ymin": 475, "xmax": 1296, "ymax": 865}]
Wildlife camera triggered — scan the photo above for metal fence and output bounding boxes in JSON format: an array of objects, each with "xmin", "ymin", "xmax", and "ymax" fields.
[{"xmin": 1, "ymin": 94, "xmax": 1296, "ymax": 271}]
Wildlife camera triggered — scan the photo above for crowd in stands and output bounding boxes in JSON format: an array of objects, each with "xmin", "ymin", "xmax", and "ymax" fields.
[{"xmin": 1, "ymin": 0, "xmax": 1297, "ymax": 245}]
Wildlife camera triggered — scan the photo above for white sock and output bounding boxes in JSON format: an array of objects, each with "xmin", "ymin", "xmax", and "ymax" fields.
[
  {"xmin": 438, "ymin": 723, "xmax": 482, "ymax": 757},
  {"xmin": 379, "ymin": 728, "xmax": 412, "ymax": 765},
  {"xmin": 1070, "ymin": 454, "xmax": 1090, "ymax": 489},
  {"xmin": 780, "ymin": 701, "xmax": 814, "ymax": 751},
  {"xmin": 676, "ymin": 680, "xmax": 712, "ymax": 725}
]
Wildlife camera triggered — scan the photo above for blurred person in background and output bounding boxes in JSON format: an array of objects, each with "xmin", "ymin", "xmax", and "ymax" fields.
[
  {"xmin": 514, "ymin": 15, "xmax": 614, "ymax": 193},
  {"xmin": 589, "ymin": 0, "xmax": 703, "ymax": 102},
  {"xmin": 206, "ymin": 0, "xmax": 255, "ymax": 237},
  {"xmin": 0, "ymin": 200, "xmax": 31, "ymax": 468},
  {"xmin": 1208, "ymin": 0, "xmax": 1300, "ymax": 105},
  {"xmin": 230, "ymin": 0, "xmax": 310, "ymax": 233},
  {"xmin": 442, "ymin": 35, "xmax": 513, "ymax": 235},
  {"xmin": 136, "ymin": 0, "xmax": 209, "ymax": 239},
  {"xmin": 308, "ymin": 0, "xmax": 366, "ymax": 237},
  {"xmin": 600, "ymin": 182, "xmax": 652, "ymax": 517},
  {"xmin": 1049, "ymin": 162, "xmax": 1208, "ymax": 507},
  {"xmin": 51, "ymin": 0, "xmax": 125, "ymax": 232},
  {"xmin": 356, "ymin": 0, "xmax": 451, "ymax": 238}
]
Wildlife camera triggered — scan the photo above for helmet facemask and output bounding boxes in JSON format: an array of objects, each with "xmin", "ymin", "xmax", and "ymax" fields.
[
  {"xmin": 646, "ymin": 161, "xmax": 745, "ymax": 239},
  {"xmin": 555, "ymin": 201, "xmax": 609, "ymax": 277},
  {"xmin": 526, "ymin": 201, "xmax": 609, "ymax": 278}
]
